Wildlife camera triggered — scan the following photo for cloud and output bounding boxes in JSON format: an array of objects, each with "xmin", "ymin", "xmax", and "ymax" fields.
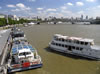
[
  {"xmin": 37, "ymin": 8, "xmax": 44, "ymax": 10},
  {"xmin": 47, "ymin": 12, "xmax": 64, "ymax": 18},
  {"xmin": 11, "ymin": 3, "xmax": 31, "ymax": 12},
  {"xmin": 97, "ymin": 5, "xmax": 100, "ymax": 8},
  {"xmin": 67, "ymin": 2, "xmax": 73, "ymax": 6},
  {"xmin": 11, "ymin": 9, "xmax": 20, "ymax": 12},
  {"xmin": 46, "ymin": 8, "xmax": 57, "ymax": 12},
  {"xmin": 61, "ymin": 6, "xmax": 67, "ymax": 10},
  {"xmin": 16, "ymin": 3, "xmax": 25, "ymax": 8},
  {"xmin": 7, "ymin": 4, "xmax": 15, "ymax": 8},
  {"xmin": 76, "ymin": 2, "xmax": 84, "ymax": 6},
  {"xmin": 77, "ymin": 11, "xmax": 84, "ymax": 14},
  {"xmin": 86, "ymin": 0, "xmax": 96, "ymax": 2}
]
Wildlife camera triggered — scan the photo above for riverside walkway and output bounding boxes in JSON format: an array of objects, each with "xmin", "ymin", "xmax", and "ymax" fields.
[{"xmin": 0, "ymin": 29, "xmax": 11, "ymax": 74}]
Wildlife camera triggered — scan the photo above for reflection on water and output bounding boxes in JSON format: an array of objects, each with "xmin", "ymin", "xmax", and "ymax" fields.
[{"xmin": 16, "ymin": 24, "xmax": 100, "ymax": 74}]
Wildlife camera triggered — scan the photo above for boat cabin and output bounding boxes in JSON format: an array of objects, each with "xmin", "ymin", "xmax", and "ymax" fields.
[{"xmin": 53, "ymin": 34, "xmax": 94, "ymax": 47}]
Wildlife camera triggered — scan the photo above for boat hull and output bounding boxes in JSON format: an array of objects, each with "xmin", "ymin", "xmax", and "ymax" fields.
[
  {"xmin": 49, "ymin": 46, "xmax": 100, "ymax": 60},
  {"xmin": 8, "ymin": 63, "xmax": 43, "ymax": 73}
]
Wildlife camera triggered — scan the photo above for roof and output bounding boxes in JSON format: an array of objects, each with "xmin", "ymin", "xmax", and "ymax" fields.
[
  {"xmin": 18, "ymin": 48, "xmax": 31, "ymax": 53},
  {"xmin": 54, "ymin": 34, "xmax": 94, "ymax": 42},
  {"xmin": 13, "ymin": 37, "xmax": 27, "ymax": 42},
  {"xmin": 12, "ymin": 44, "xmax": 34, "ymax": 55},
  {"xmin": 12, "ymin": 30, "xmax": 24, "ymax": 35}
]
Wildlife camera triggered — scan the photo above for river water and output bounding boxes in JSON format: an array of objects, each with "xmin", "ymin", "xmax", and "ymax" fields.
[{"xmin": 16, "ymin": 24, "xmax": 100, "ymax": 74}]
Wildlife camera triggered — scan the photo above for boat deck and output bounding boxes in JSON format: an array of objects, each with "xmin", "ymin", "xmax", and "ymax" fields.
[{"xmin": 91, "ymin": 45, "xmax": 100, "ymax": 50}]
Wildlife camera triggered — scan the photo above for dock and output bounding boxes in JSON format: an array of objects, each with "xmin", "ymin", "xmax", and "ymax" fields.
[{"xmin": 0, "ymin": 29, "xmax": 11, "ymax": 74}]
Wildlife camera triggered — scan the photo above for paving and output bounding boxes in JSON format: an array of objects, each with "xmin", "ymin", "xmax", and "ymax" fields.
[
  {"xmin": 0, "ymin": 29, "xmax": 11, "ymax": 56},
  {"xmin": 0, "ymin": 29, "xmax": 11, "ymax": 74}
]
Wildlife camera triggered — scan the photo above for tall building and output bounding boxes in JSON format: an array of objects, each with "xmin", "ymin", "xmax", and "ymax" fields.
[
  {"xmin": 8, "ymin": 15, "xmax": 19, "ymax": 21},
  {"xmin": 86, "ymin": 15, "xmax": 88, "ymax": 20},
  {"xmin": 81, "ymin": 15, "xmax": 83, "ymax": 20}
]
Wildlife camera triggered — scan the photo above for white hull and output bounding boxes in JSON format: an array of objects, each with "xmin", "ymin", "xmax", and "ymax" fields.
[{"xmin": 49, "ymin": 46, "xmax": 100, "ymax": 60}]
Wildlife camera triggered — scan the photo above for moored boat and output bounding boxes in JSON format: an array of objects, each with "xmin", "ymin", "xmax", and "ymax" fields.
[{"xmin": 7, "ymin": 27, "xmax": 42, "ymax": 73}]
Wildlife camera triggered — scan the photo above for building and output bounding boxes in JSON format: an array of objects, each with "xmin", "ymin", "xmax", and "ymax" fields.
[
  {"xmin": 0, "ymin": 14, "xmax": 6, "ymax": 18},
  {"xmin": 86, "ymin": 16, "xmax": 88, "ymax": 20},
  {"xmin": 81, "ymin": 15, "xmax": 83, "ymax": 20},
  {"xmin": 8, "ymin": 15, "xmax": 19, "ymax": 21}
]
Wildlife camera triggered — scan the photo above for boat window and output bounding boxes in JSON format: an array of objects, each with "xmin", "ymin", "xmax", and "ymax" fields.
[
  {"xmin": 56, "ymin": 43, "xmax": 58, "ymax": 46},
  {"xmin": 81, "ymin": 42, "xmax": 84, "ymax": 45},
  {"xmin": 76, "ymin": 47, "xmax": 79, "ymax": 50},
  {"xmin": 65, "ymin": 45, "xmax": 67, "ymax": 48},
  {"xmin": 19, "ymin": 53, "xmax": 24, "ymax": 56},
  {"xmin": 85, "ymin": 42, "xmax": 88, "ymax": 45},
  {"xmin": 62, "ymin": 39, "xmax": 65, "ymax": 42},
  {"xmin": 76, "ymin": 41, "xmax": 79, "ymax": 44},
  {"xmin": 19, "ymin": 52, "xmax": 31, "ymax": 56},
  {"xmin": 73, "ymin": 40, "xmax": 76, "ymax": 43},
  {"xmin": 80, "ymin": 48, "xmax": 83, "ymax": 51},
  {"xmin": 72, "ymin": 46, "xmax": 75, "ymax": 49},
  {"xmin": 25, "ymin": 52, "xmax": 31, "ymax": 55},
  {"xmin": 59, "ymin": 38, "xmax": 61, "ymax": 41},
  {"xmin": 53, "ymin": 43, "xmax": 55, "ymax": 45},
  {"xmin": 62, "ymin": 44, "xmax": 64, "ymax": 47},
  {"xmin": 66, "ymin": 40, "xmax": 68, "ymax": 42},
  {"xmin": 58, "ymin": 44, "xmax": 61, "ymax": 46},
  {"xmin": 56, "ymin": 38, "xmax": 58, "ymax": 41},
  {"xmin": 68, "ymin": 39, "xmax": 71, "ymax": 43}
]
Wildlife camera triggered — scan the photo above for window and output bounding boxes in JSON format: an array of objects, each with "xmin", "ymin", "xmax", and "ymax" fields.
[
  {"xmin": 76, "ymin": 47, "xmax": 79, "ymax": 50},
  {"xmin": 55, "ymin": 38, "xmax": 58, "ymax": 41},
  {"xmin": 72, "ymin": 46, "xmax": 75, "ymax": 49},
  {"xmin": 65, "ymin": 45, "xmax": 67, "ymax": 48},
  {"xmin": 76, "ymin": 41, "xmax": 79, "ymax": 44},
  {"xmin": 56, "ymin": 43, "xmax": 58, "ymax": 46},
  {"xmin": 59, "ymin": 38, "xmax": 61, "ymax": 41},
  {"xmin": 62, "ymin": 39, "xmax": 65, "ymax": 42},
  {"xmin": 62, "ymin": 44, "xmax": 64, "ymax": 47},
  {"xmin": 68, "ymin": 40, "xmax": 71, "ymax": 42},
  {"xmin": 85, "ymin": 42, "xmax": 88, "ymax": 45},
  {"xmin": 66, "ymin": 40, "xmax": 68, "ymax": 42},
  {"xmin": 58, "ymin": 44, "xmax": 61, "ymax": 46},
  {"xmin": 81, "ymin": 42, "xmax": 84, "ymax": 45},
  {"xmin": 80, "ymin": 48, "xmax": 83, "ymax": 51}
]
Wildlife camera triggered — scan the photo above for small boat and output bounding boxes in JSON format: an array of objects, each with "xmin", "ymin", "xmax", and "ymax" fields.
[{"xmin": 49, "ymin": 34, "xmax": 100, "ymax": 60}]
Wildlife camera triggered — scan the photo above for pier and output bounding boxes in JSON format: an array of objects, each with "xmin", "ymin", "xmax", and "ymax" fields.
[{"xmin": 0, "ymin": 29, "xmax": 11, "ymax": 74}]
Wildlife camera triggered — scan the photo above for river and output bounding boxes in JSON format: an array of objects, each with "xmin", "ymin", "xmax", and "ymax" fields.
[{"xmin": 16, "ymin": 24, "xmax": 100, "ymax": 74}]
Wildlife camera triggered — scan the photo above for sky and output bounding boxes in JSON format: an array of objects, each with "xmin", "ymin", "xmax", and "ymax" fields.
[{"xmin": 0, "ymin": 0, "xmax": 100, "ymax": 18}]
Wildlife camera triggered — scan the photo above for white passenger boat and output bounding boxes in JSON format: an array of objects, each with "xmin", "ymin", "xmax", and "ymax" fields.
[
  {"xmin": 7, "ymin": 39, "xmax": 42, "ymax": 73},
  {"xmin": 49, "ymin": 34, "xmax": 100, "ymax": 60},
  {"xmin": 7, "ymin": 27, "xmax": 42, "ymax": 73}
]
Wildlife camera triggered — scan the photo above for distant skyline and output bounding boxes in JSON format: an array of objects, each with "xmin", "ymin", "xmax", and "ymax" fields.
[{"xmin": 0, "ymin": 0, "xmax": 100, "ymax": 18}]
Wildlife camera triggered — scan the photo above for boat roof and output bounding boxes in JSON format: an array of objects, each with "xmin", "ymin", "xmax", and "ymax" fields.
[
  {"xmin": 13, "ymin": 37, "xmax": 27, "ymax": 42},
  {"xmin": 19, "ymin": 49, "xmax": 31, "ymax": 53},
  {"xmin": 12, "ymin": 30, "xmax": 24, "ymax": 35},
  {"xmin": 54, "ymin": 34, "xmax": 94, "ymax": 42},
  {"xmin": 12, "ymin": 44, "xmax": 34, "ymax": 55}
]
